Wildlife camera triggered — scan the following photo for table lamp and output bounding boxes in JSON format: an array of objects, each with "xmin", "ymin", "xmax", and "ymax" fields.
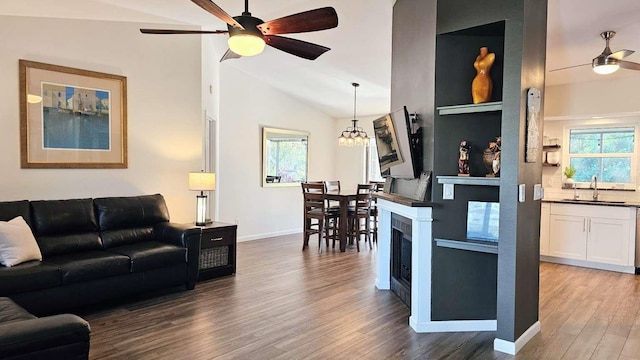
[{"xmin": 188, "ymin": 171, "xmax": 216, "ymax": 226}]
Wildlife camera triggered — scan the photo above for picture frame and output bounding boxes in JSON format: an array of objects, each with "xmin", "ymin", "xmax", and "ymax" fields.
[{"xmin": 19, "ymin": 60, "xmax": 127, "ymax": 168}]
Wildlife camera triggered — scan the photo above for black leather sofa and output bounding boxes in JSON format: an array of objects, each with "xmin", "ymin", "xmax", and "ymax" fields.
[
  {"xmin": 0, "ymin": 297, "xmax": 90, "ymax": 360},
  {"xmin": 0, "ymin": 194, "xmax": 200, "ymax": 316}
]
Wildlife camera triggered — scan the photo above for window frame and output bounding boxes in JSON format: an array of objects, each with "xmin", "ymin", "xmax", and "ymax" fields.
[{"xmin": 563, "ymin": 120, "xmax": 638, "ymax": 190}]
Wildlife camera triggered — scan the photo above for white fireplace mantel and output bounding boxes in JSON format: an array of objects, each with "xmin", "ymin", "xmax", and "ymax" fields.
[{"xmin": 376, "ymin": 197, "xmax": 497, "ymax": 333}]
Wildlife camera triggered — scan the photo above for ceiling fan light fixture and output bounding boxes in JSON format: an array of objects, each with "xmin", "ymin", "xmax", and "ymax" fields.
[
  {"xmin": 228, "ymin": 34, "xmax": 265, "ymax": 56},
  {"xmin": 592, "ymin": 54, "xmax": 620, "ymax": 75}
]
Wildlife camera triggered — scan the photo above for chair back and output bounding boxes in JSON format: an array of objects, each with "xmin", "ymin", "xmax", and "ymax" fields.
[
  {"xmin": 369, "ymin": 181, "xmax": 385, "ymax": 192},
  {"xmin": 324, "ymin": 180, "xmax": 341, "ymax": 193},
  {"xmin": 354, "ymin": 184, "xmax": 373, "ymax": 212},
  {"xmin": 301, "ymin": 182, "xmax": 326, "ymax": 211}
]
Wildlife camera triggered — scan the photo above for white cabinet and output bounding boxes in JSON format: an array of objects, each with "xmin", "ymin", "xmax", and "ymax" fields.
[
  {"xmin": 542, "ymin": 202, "xmax": 636, "ymax": 273},
  {"xmin": 540, "ymin": 203, "xmax": 550, "ymax": 256},
  {"xmin": 549, "ymin": 214, "xmax": 587, "ymax": 260},
  {"xmin": 587, "ymin": 217, "xmax": 630, "ymax": 266}
]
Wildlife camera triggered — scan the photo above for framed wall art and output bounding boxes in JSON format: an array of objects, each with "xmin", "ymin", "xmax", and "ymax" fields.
[{"xmin": 19, "ymin": 59, "xmax": 127, "ymax": 168}]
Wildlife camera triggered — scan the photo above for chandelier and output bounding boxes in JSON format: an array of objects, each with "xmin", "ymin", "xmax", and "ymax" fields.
[{"xmin": 338, "ymin": 82, "xmax": 369, "ymax": 146}]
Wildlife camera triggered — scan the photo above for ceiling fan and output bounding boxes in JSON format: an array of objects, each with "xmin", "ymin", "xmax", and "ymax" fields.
[
  {"xmin": 550, "ymin": 31, "xmax": 640, "ymax": 74},
  {"xmin": 140, "ymin": 0, "xmax": 338, "ymax": 62}
]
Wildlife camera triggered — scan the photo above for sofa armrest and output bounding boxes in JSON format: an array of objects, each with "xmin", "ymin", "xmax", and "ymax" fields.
[
  {"xmin": 0, "ymin": 314, "xmax": 90, "ymax": 359},
  {"xmin": 153, "ymin": 222, "xmax": 201, "ymax": 289}
]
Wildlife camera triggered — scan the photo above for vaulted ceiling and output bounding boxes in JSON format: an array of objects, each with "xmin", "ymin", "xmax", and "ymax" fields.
[{"xmin": 2, "ymin": 0, "xmax": 639, "ymax": 118}]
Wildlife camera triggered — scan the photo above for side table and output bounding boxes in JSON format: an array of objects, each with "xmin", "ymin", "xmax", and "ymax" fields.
[{"xmin": 195, "ymin": 222, "xmax": 237, "ymax": 281}]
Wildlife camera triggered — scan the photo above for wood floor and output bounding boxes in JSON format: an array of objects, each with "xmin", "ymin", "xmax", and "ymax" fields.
[{"xmin": 81, "ymin": 234, "xmax": 640, "ymax": 359}]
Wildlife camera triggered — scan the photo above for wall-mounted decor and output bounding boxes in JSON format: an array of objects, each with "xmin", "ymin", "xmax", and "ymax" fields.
[
  {"xmin": 19, "ymin": 60, "xmax": 127, "ymax": 168},
  {"xmin": 525, "ymin": 87, "xmax": 541, "ymax": 163},
  {"xmin": 262, "ymin": 127, "xmax": 308, "ymax": 187}
]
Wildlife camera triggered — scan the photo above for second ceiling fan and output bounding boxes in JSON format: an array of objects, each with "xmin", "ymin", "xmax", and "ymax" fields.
[
  {"xmin": 140, "ymin": 0, "xmax": 338, "ymax": 62},
  {"xmin": 550, "ymin": 31, "xmax": 640, "ymax": 74}
]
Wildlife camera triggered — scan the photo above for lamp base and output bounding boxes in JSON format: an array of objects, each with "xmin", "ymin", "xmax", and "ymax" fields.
[{"xmin": 195, "ymin": 218, "xmax": 213, "ymax": 226}]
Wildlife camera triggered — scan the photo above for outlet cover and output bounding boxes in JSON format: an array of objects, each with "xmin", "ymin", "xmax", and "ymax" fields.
[{"xmin": 443, "ymin": 183, "xmax": 454, "ymax": 200}]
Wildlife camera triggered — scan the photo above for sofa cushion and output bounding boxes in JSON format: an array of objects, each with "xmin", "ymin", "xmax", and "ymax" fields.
[
  {"xmin": 94, "ymin": 194, "xmax": 170, "ymax": 248},
  {"xmin": 0, "ymin": 216, "xmax": 42, "ymax": 267},
  {"xmin": 107, "ymin": 241, "xmax": 187, "ymax": 272},
  {"xmin": 31, "ymin": 199, "xmax": 101, "ymax": 257},
  {"xmin": 0, "ymin": 201, "xmax": 31, "ymax": 228},
  {"xmin": 45, "ymin": 251, "xmax": 130, "ymax": 285},
  {"xmin": 36, "ymin": 233, "xmax": 103, "ymax": 259},
  {"xmin": 0, "ymin": 261, "xmax": 61, "ymax": 295},
  {"xmin": 0, "ymin": 297, "xmax": 36, "ymax": 325}
]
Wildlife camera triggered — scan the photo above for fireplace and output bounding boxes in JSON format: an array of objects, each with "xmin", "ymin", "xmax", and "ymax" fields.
[{"xmin": 391, "ymin": 213, "xmax": 412, "ymax": 307}]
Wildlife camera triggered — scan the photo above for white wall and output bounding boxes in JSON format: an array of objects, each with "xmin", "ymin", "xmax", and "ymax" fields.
[
  {"xmin": 545, "ymin": 76, "xmax": 640, "ymax": 118},
  {"xmin": 543, "ymin": 77, "xmax": 640, "ymax": 201},
  {"xmin": 334, "ymin": 115, "xmax": 380, "ymax": 191},
  {"xmin": 0, "ymin": 15, "xmax": 203, "ymax": 223},
  {"xmin": 218, "ymin": 66, "xmax": 336, "ymax": 241}
]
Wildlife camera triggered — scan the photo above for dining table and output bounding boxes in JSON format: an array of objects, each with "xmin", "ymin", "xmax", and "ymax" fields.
[{"xmin": 325, "ymin": 190, "xmax": 358, "ymax": 252}]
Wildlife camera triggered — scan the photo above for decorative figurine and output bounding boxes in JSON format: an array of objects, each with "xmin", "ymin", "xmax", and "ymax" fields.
[
  {"xmin": 483, "ymin": 136, "xmax": 501, "ymax": 177},
  {"xmin": 471, "ymin": 47, "xmax": 495, "ymax": 104},
  {"xmin": 458, "ymin": 140, "xmax": 471, "ymax": 176}
]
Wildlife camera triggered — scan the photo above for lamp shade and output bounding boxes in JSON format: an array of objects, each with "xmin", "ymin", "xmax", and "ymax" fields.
[{"xmin": 189, "ymin": 172, "xmax": 216, "ymax": 191}]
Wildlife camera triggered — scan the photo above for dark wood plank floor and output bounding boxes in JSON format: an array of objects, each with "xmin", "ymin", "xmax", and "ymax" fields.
[{"xmin": 81, "ymin": 234, "xmax": 640, "ymax": 359}]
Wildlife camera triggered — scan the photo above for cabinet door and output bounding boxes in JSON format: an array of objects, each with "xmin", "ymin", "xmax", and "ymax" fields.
[
  {"xmin": 540, "ymin": 203, "xmax": 550, "ymax": 256},
  {"xmin": 587, "ymin": 217, "xmax": 630, "ymax": 266},
  {"xmin": 549, "ymin": 214, "xmax": 587, "ymax": 260}
]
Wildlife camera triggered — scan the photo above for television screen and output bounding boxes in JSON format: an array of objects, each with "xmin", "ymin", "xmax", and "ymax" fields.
[
  {"xmin": 466, "ymin": 201, "xmax": 499, "ymax": 242},
  {"xmin": 372, "ymin": 106, "xmax": 418, "ymax": 178}
]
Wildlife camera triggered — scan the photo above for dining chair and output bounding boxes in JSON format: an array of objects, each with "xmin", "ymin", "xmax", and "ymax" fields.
[
  {"xmin": 301, "ymin": 182, "xmax": 340, "ymax": 252},
  {"xmin": 369, "ymin": 181, "xmax": 385, "ymax": 245},
  {"xmin": 346, "ymin": 184, "xmax": 374, "ymax": 251},
  {"xmin": 324, "ymin": 180, "xmax": 341, "ymax": 209}
]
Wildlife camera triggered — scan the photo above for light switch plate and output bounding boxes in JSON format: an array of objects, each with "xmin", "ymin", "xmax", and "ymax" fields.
[
  {"xmin": 533, "ymin": 184, "xmax": 543, "ymax": 200},
  {"xmin": 518, "ymin": 184, "xmax": 526, "ymax": 202},
  {"xmin": 443, "ymin": 183, "xmax": 454, "ymax": 200}
]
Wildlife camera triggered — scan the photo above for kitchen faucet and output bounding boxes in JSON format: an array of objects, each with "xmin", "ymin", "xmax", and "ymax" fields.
[{"xmin": 590, "ymin": 175, "xmax": 599, "ymax": 200}]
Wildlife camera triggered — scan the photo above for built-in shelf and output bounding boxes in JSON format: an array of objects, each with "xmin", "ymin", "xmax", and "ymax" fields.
[
  {"xmin": 543, "ymin": 144, "xmax": 561, "ymax": 150},
  {"xmin": 435, "ymin": 238, "xmax": 498, "ymax": 254},
  {"xmin": 542, "ymin": 163, "xmax": 560, "ymax": 167},
  {"xmin": 436, "ymin": 101, "xmax": 503, "ymax": 115},
  {"xmin": 437, "ymin": 175, "xmax": 500, "ymax": 186}
]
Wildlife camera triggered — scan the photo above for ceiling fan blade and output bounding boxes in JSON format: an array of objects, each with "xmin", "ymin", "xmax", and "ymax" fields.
[
  {"xmin": 140, "ymin": 29, "xmax": 228, "ymax": 35},
  {"xmin": 619, "ymin": 60, "xmax": 640, "ymax": 70},
  {"xmin": 265, "ymin": 35, "xmax": 330, "ymax": 60},
  {"xmin": 220, "ymin": 48, "xmax": 242, "ymax": 62},
  {"xmin": 191, "ymin": 0, "xmax": 244, "ymax": 30},
  {"xmin": 609, "ymin": 49, "xmax": 635, "ymax": 60},
  {"xmin": 257, "ymin": 7, "xmax": 338, "ymax": 35},
  {"xmin": 548, "ymin": 63, "xmax": 590, "ymax": 72}
]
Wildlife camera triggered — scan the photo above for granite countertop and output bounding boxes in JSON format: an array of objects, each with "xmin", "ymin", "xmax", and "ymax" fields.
[{"xmin": 542, "ymin": 198, "xmax": 640, "ymax": 207}]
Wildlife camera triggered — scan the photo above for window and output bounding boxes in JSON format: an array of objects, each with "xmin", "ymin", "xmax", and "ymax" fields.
[
  {"xmin": 367, "ymin": 138, "xmax": 385, "ymax": 182},
  {"xmin": 567, "ymin": 126, "xmax": 635, "ymax": 185}
]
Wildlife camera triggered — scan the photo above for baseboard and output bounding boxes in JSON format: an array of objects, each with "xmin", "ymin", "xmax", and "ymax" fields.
[
  {"xmin": 541, "ymin": 256, "xmax": 635, "ymax": 274},
  {"xmin": 494, "ymin": 321, "xmax": 540, "ymax": 355},
  {"xmin": 409, "ymin": 318, "xmax": 497, "ymax": 332},
  {"xmin": 237, "ymin": 229, "xmax": 302, "ymax": 242}
]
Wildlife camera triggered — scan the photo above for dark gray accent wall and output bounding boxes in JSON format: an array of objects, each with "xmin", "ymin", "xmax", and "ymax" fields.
[
  {"xmin": 390, "ymin": 0, "xmax": 437, "ymax": 173},
  {"xmin": 392, "ymin": 0, "xmax": 547, "ymax": 345}
]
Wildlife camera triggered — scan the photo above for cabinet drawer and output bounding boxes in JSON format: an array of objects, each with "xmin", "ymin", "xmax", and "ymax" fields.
[{"xmin": 201, "ymin": 228, "xmax": 236, "ymax": 248}]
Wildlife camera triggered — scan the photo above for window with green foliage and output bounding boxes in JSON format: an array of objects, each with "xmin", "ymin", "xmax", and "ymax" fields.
[{"xmin": 568, "ymin": 126, "xmax": 635, "ymax": 184}]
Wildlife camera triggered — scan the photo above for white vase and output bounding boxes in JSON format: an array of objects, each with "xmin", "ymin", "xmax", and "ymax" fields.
[{"xmin": 564, "ymin": 178, "xmax": 574, "ymax": 187}]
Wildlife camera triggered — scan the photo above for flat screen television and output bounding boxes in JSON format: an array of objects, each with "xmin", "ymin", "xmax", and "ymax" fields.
[
  {"xmin": 466, "ymin": 201, "xmax": 499, "ymax": 242},
  {"xmin": 372, "ymin": 106, "xmax": 419, "ymax": 178}
]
